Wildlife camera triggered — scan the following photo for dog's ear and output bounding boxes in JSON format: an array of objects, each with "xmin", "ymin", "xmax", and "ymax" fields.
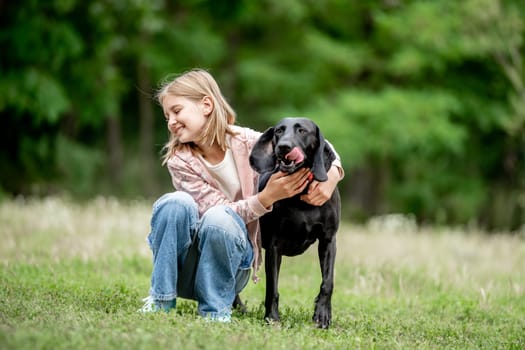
[
  {"xmin": 250, "ymin": 127, "xmax": 277, "ymax": 174},
  {"xmin": 311, "ymin": 126, "xmax": 336, "ymax": 182}
]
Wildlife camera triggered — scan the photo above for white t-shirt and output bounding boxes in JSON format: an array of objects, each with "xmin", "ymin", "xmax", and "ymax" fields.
[{"xmin": 199, "ymin": 148, "xmax": 242, "ymax": 201}]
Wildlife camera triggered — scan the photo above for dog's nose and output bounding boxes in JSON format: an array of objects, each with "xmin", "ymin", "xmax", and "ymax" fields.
[{"xmin": 276, "ymin": 143, "xmax": 292, "ymax": 156}]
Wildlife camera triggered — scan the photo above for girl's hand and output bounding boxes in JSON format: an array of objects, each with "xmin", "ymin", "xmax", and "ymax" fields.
[
  {"xmin": 258, "ymin": 168, "xmax": 310, "ymax": 209},
  {"xmin": 300, "ymin": 165, "xmax": 340, "ymax": 206}
]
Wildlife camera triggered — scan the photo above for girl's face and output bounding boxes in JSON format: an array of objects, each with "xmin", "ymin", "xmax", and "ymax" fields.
[{"xmin": 162, "ymin": 95, "xmax": 212, "ymax": 145}]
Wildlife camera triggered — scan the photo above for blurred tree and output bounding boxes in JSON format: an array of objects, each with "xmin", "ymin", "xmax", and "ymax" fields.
[
  {"xmin": 0, "ymin": 0, "xmax": 523, "ymax": 230},
  {"xmin": 458, "ymin": 0, "xmax": 525, "ymax": 229},
  {"xmin": 0, "ymin": 0, "xmax": 83, "ymax": 194},
  {"xmin": 370, "ymin": 0, "xmax": 524, "ymax": 228}
]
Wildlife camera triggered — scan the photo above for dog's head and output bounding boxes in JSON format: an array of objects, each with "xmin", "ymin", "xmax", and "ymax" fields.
[{"xmin": 249, "ymin": 117, "xmax": 336, "ymax": 182}]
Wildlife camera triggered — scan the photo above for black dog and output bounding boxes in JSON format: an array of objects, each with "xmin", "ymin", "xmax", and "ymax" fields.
[{"xmin": 249, "ymin": 117, "xmax": 341, "ymax": 329}]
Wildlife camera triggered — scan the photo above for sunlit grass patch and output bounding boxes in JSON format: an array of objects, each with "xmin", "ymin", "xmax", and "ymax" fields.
[
  {"xmin": 1, "ymin": 197, "xmax": 524, "ymax": 349},
  {"xmin": 0, "ymin": 196, "xmax": 152, "ymax": 264}
]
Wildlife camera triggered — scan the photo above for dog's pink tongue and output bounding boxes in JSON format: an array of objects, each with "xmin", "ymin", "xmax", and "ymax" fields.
[{"xmin": 285, "ymin": 147, "xmax": 304, "ymax": 163}]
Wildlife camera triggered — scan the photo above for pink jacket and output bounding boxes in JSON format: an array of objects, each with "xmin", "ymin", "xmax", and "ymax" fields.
[{"xmin": 166, "ymin": 126, "xmax": 268, "ymax": 280}]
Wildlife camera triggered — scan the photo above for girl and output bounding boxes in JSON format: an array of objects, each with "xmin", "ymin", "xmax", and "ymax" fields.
[{"xmin": 139, "ymin": 69, "xmax": 344, "ymax": 322}]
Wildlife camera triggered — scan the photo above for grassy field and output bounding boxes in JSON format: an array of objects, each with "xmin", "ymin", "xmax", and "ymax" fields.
[{"xmin": 1, "ymin": 197, "xmax": 524, "ymax": 349}]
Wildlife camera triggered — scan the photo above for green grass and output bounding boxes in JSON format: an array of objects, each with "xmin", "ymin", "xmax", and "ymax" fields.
[{"xmin": 1, "ymin": 197, "xmax": 524, "ymax": 349}]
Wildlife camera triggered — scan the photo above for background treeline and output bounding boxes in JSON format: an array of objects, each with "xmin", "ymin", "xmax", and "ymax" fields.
[{"xmin": 1, "ymin": 0, "xmax": 524, "ymax": 231}]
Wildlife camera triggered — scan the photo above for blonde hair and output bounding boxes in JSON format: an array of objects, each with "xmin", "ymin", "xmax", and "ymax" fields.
[{"xmin": 157, "ymin": 69, "xmax": 237, "ymax": 164}]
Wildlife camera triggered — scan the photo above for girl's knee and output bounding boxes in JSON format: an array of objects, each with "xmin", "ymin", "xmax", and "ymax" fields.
[
  {"xmin": 153, "ymin": 192, "xmax": 197, "ymax": 213},
  {"xmin": 149, "ymin": 192, "xmax": 197, "ymax": 251},
  {"xmin": 151, "ymin": 192, "xmax": 198, "ymax": 227},
  {"xmin": 201, "ymin": 206, "xmax": 233, "ymax": 228},
  {"xmin": 199, "ymin": 206, "xmax": 246, "ymax": 243}
]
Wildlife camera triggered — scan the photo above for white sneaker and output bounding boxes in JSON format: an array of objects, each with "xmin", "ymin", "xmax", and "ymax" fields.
[{"xmin": 138, "ymin": 296, "xmax": 176, "ymax": 313}]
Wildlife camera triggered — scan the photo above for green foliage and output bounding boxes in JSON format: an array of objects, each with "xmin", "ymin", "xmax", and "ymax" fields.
[
  {"xmin": 305, "ymin": 88, "xmax": 485, "ymax": 222},
  {"xmin": 313, "ymin": 88, "xmax": 464, "ymax": 162},
  {"xmin": 55, "ymin": 136, "xmax": 105, "ymax": 196},
  {"xmin": 0, "ymin": 69, "xmax": 71, "ymax": 124},
  {"xmin": 0, "ymin": 0, "xmax": 524, "ymax": 229}
]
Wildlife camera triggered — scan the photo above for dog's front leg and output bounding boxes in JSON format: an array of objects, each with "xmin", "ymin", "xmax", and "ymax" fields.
[
  {"xmin": 313, "ymin": 237, "xmax": 336, "ymax": 329},
  {"xmin": 264, "ymin": 245, "xmax": 282, "ymax": 323}
]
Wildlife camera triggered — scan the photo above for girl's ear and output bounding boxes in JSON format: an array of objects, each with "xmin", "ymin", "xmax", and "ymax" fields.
[{"xmin": 202, "ymin": 96, "xmax": 214, "ymax": 116}]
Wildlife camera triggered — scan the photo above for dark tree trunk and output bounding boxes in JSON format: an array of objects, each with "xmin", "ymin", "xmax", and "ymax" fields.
[
  {"xmin": 137, "ymin": 59, "xmax": 155, "ymax": 195},
  {"xmin": 106, "ymin": 115, "xmax": 124, "ymax": 187}
]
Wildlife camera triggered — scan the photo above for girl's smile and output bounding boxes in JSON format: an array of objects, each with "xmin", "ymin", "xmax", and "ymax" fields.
[{"xmin": 162, "ymin": 95, "xmax": 210, "ymax": 145}]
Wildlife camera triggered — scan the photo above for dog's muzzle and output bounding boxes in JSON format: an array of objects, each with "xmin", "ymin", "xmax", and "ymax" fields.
[{"xmin": 277, "ymin": 147, "xmax": 305, "ymax": 173}]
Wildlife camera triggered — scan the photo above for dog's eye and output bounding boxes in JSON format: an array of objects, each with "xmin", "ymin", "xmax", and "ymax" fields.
[
  {"xmin": 275, "ymin": 128, "xmax": 284, "ymax": 135},
  {"xmin": 297, "ymin": 128, "xmax": 307, "ymax": 134}
]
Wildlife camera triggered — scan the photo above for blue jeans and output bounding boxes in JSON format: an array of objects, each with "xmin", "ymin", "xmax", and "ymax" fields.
[{"xmin": 147, "ymin": 192, "xmax": 253, "ymax": 319}]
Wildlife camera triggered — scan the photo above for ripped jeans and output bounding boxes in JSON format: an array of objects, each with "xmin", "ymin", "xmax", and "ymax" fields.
[{"xmin": 147, "ymin": 191, "xmax": 253, "ymax": 320}]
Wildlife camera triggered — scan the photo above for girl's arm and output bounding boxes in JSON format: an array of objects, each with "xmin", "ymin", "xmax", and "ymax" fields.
[
  {"xmin": 300, "ymin": 165, "xmax": 341, "ymax": 206},
  {"xmin": 257, "ymin": 168, "xmax": 311, "ymax": 209},
  {"xmin": 168, "ymin": 158, "xmax": 270, "ymax": 224}
]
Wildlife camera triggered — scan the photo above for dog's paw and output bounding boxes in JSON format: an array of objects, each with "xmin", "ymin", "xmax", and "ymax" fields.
[
  {"xmin": 313, "ymin": 316, "xmax": 331, "ymax": 329},
  {"xmin": 313, "ymin": 309, "xmax": 331, "ymax": 329},
  {"xmin": 315, "ymin": 319, "xmax": 331, "ymax": 329},
  {"xmin": 264, "ymin": 316, "xmax": 281, "ymax": 328}
]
